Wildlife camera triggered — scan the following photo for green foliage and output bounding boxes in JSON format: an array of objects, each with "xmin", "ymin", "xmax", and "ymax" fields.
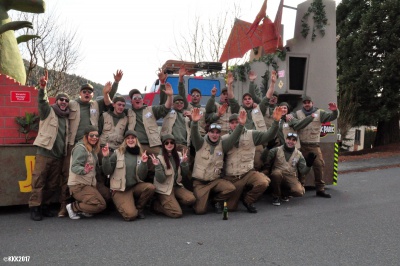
[
  {"xmin": 301, "ymin": 0, "xmax": 328, "ymax": 41},
  {"xmin": 230, "ymin": 62, "xmax": 251, "ymax": 82},
  {"xmin": 15, "ymin": 112, "xmax": 39, "ymax": 144},
  {"xmin": 337, "ymin": 0, "xmax": 400, "ymax": 145}
]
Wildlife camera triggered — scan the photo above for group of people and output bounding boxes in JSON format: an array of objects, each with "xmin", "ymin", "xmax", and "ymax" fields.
[{"xmin": 28, "ymin": 65, "xmax": 339, "ymax": 222}]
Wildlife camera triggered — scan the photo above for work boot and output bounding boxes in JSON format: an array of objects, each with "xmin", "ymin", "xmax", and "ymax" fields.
[
  {"xmin": 41, "ymin": 205, "xmax": 54, "ymax": 217},
  {"xmin": 272, "ymin": 197, "xmax": 281, "ymax": 206},
  {"xmin": 242, "ymin": 201, "xmax": 258, "ymax": 213},
  {"xmin": 137, "ymin": 211, "xmax": 146, "ymax": 219},
  {"xmin": 58, "ymin": 204, "xmax": 67, "ymax": 218},
  {"xmin": 281, "ymin": 196, "xmax": 290, "ymax": 202},
  {"xmin": 316, "ymin": 191, "xmax": 332, "ymax": 198},
  {"xmin": 30, "ymin": 206, "xmax": 42, "ymax": 221},
  {"xmin": 214, "ymin": 202, "xmax": 223, "ymax": 214}
]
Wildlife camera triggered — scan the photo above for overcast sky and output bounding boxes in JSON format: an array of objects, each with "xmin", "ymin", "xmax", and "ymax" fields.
[{"xmin": 19, "ymin": 0, "xmax": 340, "ymax": 95}]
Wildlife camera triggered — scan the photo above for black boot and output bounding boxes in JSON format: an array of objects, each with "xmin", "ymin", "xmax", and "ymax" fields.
[
  {"xmin": 316, "ymin": 191, "xmax": 331, "ymax": 198},
  {"xmin": 30, "ymin": 206, "xmax": 42, "ymax": 221},
  {"xmin": 41, "ymin": 205, "xmax": 54, "ymax": 217}
]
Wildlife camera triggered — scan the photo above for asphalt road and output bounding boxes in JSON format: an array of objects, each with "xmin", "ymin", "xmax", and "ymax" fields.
[{"xmin": 1, "ymin": 167, "xmax": 400, "ymax": 266}]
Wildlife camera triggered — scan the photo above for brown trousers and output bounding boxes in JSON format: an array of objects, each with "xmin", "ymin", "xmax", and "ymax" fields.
[
  {"xmin": 224, "ymin": 170, "xmax": 270, "ymax": 211},
  {"xmin": 192, "ymin": 179, "xmax": 236, "ymax": 214},
  {"xmin": 270, "ymin": 169, "xmax": 305, "ymax": 198},
  {"xmin": 300, "ymin": 143, "xmax": 325, "ymax": 191},
  {"xmin": 254, "ymin": 145, "xmax": 264, "ymax": 171},
  {"xmin": 29, "ymin": 154, "xmax": 63, "ymax": 207},
  {"xmin": 153, "ymin": 187, "xmax": 196, "ymax": 218},
  {"xmin": 69, "ymin": 184, "xmax": 106, "ymax": 214},
  {"xmin": 112, "ymin": 182, "xmax": 155, "ymax": 221},
  {"xmin": 61, "ymin": 144, "xmax": 75, "ymax": 205}
]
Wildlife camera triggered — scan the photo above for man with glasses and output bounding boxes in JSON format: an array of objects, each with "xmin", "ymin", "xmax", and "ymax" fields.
[
  {"xmin": 264, "ymin": 133, "xmax": 316, "ymax": 206},
  {"xmin": 58, "ymin": 70, "xmax": 123, "ymax": 217},
  {"xmin": 205, "ymin": 71, "xmax": 240, "ymax": 136},
  {"xmin": 190, "ymin": 108, "xmax": 246, "ymax": 214},
  {"xmin": 292, "ymin": 96, "xmax": 339, "ymax": 198},
  {"xmin": 222, "ymin": 107, "xmax": 282, "ymax": 213},
  {"xmin": 29, "ymin": 71, "xmax": 70, "ymax": 221},
  {"xmin": 161, "ymin": 95, "xmax": 191, "ymax": 155},
  {"xmin": 127, "ymin": 80, "xmax": 173, "ymax": 174}
]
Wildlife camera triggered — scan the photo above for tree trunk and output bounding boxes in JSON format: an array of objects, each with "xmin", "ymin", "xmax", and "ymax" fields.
[{"xmin": 374, "ymin": 114, "xmax": 400, "ymax": 147}]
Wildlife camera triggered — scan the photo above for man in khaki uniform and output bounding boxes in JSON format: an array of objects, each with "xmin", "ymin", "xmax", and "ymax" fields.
[
  {"xmin": 126, "ymin": 82, "xmax": 173, "ymax": 174},
  {"xmin": 222, "ymin": 107, "xmax": 282, "ymax": 213},
  {"xmin": 99, "ymin": 96, "xmax": 129, "ymax": 151},
  {"xmin": 264, "ymin": 133, "xmax": 316, "ymax": 206},
  {"xmin": 293, "ymin": 96, "xmax": 339, "ymax": 198},
  {"xmin": 190, "ymin": 108, "xmax": 246, "ymax": 214},
  {"xmin": 29, "ymin": 71, "xmax": 70, "ymax": 221}
]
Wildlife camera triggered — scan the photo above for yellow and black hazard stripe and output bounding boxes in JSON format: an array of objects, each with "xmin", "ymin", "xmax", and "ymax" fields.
[{"xmin": 333, "ymin": 142, "xmax": 339, "ymax": 185}]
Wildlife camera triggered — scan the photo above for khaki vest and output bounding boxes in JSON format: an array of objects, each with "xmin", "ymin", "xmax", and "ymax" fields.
[
  {"xmin": 154, "ymin": 152, "xmax": 183, "ymax": 195},
  {"xmin": 192, "ymin": 140, "xmax": 224, "ymax": 181},
  {"xmin": 264, "ymin": 107, "xmax": 274, "ymax": 129},
  {"xmin": 296, "ymin": 109, "xmax": 321, "ymax": 143},
  {"xmin": 99, "ymin": 112, "xmax": 128, "ymax": 149},
  {"xmin": 281, "ymin": 121, "xmax": 300, "ymax": 149},
  {"xmin": 33, "ymin": 108, "xmax": 69, "ymax": 156},
  {"xmin": 273, "ymin": 146, "xmax": 301, "ymax": 178},
  {"xmin": 160, "ymin": 110, "xmax": 191, "ymax": 146},
  {"xmin": 68, "ymin": 100, "xmax": 99, "ymax": 145},
  {"xmin": 187, "ymin": 105, "xmax": 207, "ymax": 136},
  {"xmin": 67, "ymin": 144, "xmax": 97, "ymax": 187},
  {"xmin": 127, "ymin": 106, "xmax": 161, "ymax": 147},
  {"xmin": 240, "ymin": 106, "xmax": 267, "ymax": 131},
  {"xmin": 214, "ymin": 102, "xmax": 232, "ymax": 136},
  {"xmin": 223, "ymin": 130, "xmax": 255, "ymax": 176},
  {"xmin": 109, "ymin": 150, "xmax": 142, "ymax": 191}
]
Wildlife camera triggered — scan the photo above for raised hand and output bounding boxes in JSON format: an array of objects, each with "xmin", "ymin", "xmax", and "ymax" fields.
[
  {"xmin": 227, "ymin": 71, "xmax": 234, "ymax": 85},
  {"xmin": 141, "ymin": 150, "xmax": 148, "ymax": 163},
  {"xmin": 179, "ymin": 64, "xmax": 189, "ymax": 80},
  {"xmin": 272, "ymin": 106, "xmax": 284, "ymax": 121},
  {"xmin": 103, "ymin": 81, "xmax": 112, "ymax": 94},
  {"xmin": 113, "ymin": 69, "xmax": 123, "ymax": 82},
  {"xmin": 84, "ymin": 162, "xmax": 94, "ymax": 174},
  {"xmin": 191, "ymin": 108, "xmax": 202, "ymax": 122},
  {"xmin": 286, "ymin": 113, "xmax": 294, "ymax": 122},
  {"xmin": 149, "ymin": 154, "xmax": 159, "ymax": 166},
  {"xmin": 39, "ymin": 70, "xmax": 48, "ymax": 89},
  {"xmin": 183, "ymin": 110, "xmax": 192, "ymax": 120},
  {"xmin": 101, "ymin": 143, "xmax": 110, "ymax": 157},
  {"xmin": 218, "ymin": 103, "xmax": 228, "ymax": 117},
  {"xmin": 249, "ymin": 70, "xmax": 257, "ymax": 82},
  {"xmin": 158, "ymin": 68, "xmax": 167, "ymax": 84},
  {"xmin": 211, "ymin": 85, "xmax": 217, "ymax": 96},
  {"xmin": 238, "ymin": 109, "xmax": 247, "ymax": 125},
  {"xmin": 164, "ymin": 82, "xmax": 173, "ymax": 96},
  {"xmin": 181, "ymin": 149, "xmax": 188, "ymax": 163},
  {"xmin": 271, "ymin": 70, "xmax": 277, "ymax": 84},
  {"xmin": 328, "ymin": 102, "xmax": 337, "ymax": 111}
]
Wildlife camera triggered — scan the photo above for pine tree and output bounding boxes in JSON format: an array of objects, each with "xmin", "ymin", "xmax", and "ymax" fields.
[{"xmin": 337, "ymin": 0, "xmax": 400, "ymax": 146}]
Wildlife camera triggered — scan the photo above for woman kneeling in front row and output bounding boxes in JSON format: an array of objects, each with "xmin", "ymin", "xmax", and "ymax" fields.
[
  {"xmin": 151, "ymin": 134, "xmax": 195, "ymax": 218},
  {"xmin": 102, "ymin": 130, "xmax": 155, "ymax": 221}
]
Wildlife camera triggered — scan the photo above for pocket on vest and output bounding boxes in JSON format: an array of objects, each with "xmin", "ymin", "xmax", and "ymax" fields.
[{"xmin": 35, "ymin": 132, "xmax": 52, "ymax": 146}]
